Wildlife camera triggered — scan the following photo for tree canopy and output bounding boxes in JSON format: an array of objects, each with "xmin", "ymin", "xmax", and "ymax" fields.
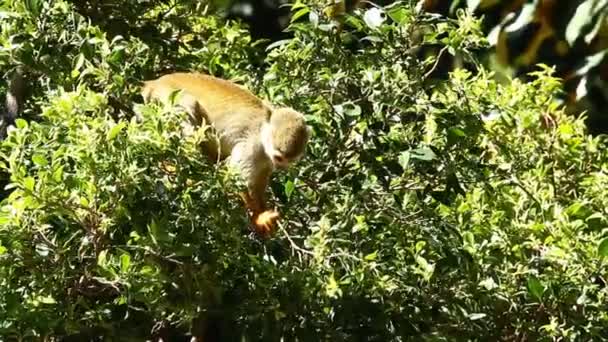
[{"xmin": 0, "ymin": 1, "xmax": 607, "ymax": 340}]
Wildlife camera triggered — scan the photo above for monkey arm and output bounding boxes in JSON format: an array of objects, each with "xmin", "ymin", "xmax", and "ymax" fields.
[
  {"xmin": 247, "ymin": 169, "xmax": 270, "ymax": 213},
  {"xmin": 229, "ymin": 142, "xmax": 279, "ymax": 237},
  {"xmin": 238, "ymin": 178, "xmax": 280, "ymax": 237},
  {"xmin": 243, "ymin": 160, "xmax": 280, "ymax": 236}
]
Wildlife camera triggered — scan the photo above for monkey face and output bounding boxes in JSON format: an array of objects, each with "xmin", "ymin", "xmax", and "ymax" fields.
[
  {"xmin": 262, "ymin": 108, "xmax": 310, "ymax": 169},
  {"xmin": 260, "ymin": 124, "xmax": 291, "ymax": 169},
  {"xmin": 270, "ymin": 152, "xmax": 291, "ymax": 169}
]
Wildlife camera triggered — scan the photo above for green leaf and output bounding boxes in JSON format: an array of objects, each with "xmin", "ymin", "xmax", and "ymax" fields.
[
  {"xmin": 325, "ymin": 274, "xmax": 342, "ymax": 298},
  {"xmin": 398, "ymin": 151, "xmax": 410, "ymax": 170},
  {"xmin": 364, "ymin": 250, "xmax": 378, "ymax": 261},
  {"xmin": 141, "ymin": 265, "xmax": 155, "ymax": 275},
  {"xmin": 462, "ymin": 231, "xmax": 475, "ymax": 246},
  {"xmin": 415, "ymin": 256, "xmax": 435, "ymax": 281},
  {"xmin": 565, "ymin": 202, "xmax": 584, "ymax": 216},
  {"xmin": 74, "ymin": 53, "xmax": 85, "ymax": 71},
  {"xmin": 343, "ymin": 104, "xmax": 361, "ymax": 117},
  {"xmin": 291, "ymin": 7, "xmax": 310, "ymax": 23},
  {"xmin": 109, "ymin": 50, "xmax": 126, "ymax": 66},
  {"xmin": 575, "ymin": 50, "xmax": 608, "ymax": 77},
  {"xmin": 120, "ymin": 253, "xmax": 131, "ymax": 272},
  {"xmin": 598, "ymin": 238, "xmax": 608, "ymax": 257},
  {"xmin": 290, "ymin": 1, "xmax": 307, "ymax": 10},
  {"xmin": 447, "ymin": 127, "xmax": 466, "ymax": 145},
  {"xmin": 23, "ymin": 177, "xmax": 35, "ymax": 191},
  {"xmin": 39, "ymin": 295, "xmax": 56, "ymax": 305},
  {"xmin": 415, "ymin": 241, "xmax": 426, "ymax": 253},
  {"xmin": 97, "ymin": 249, "xmax": 108, "ymax": 267},
  {"xmin": 107, "ymin": 122, "xmax": 127, "ymax": 141},
  {"xmin": 52, "ymin": 166, "xmax": 64, "ymax": 182},
  {"xmin": 265, "ymin": 39, "xmax": 291, "ymax": 51},
  {"xmin": 527, "ymin": 276, "xmax": 545, "ymax": 300},
  {"xmin": 79, "ymin": 196, "xmax": 89, "ymax": 207},
  {"xmin": 410, "ymin": 147, "xmax": 436, "ymax": 161},
  {"xmin": 504, "ymin": 2, "xmax": 536, "ymax": 33},
  {"xmin": 387, "ymin": 6, "xmax": 409, "ymax": 24},
  {"xmin": 148, "ymin": 217, "xmax": 171, "ymax": 244},
  {"xmin": 284, "ymin": 180, "xmax": 295, "ymax": 199},
  {"xmin": 15, "ymin": 118, "xmax": 27, "ymax": 129},
  {"xmin": 32, "ymin": 154, "xmax": 48, "ymax": 167}
]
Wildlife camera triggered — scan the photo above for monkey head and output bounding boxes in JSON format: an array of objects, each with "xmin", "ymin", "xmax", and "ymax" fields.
[{"xmin": 261, "ymin": 107, "xmax": 310, "ymax": 169}]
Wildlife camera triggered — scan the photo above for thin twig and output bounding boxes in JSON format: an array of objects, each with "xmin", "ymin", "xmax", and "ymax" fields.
[
  {"xmin": 279, "ymin": 223, "xmax": 362, "ymax": 262},
  {"xmin": 423, "ymin": 46, "xmax": 448, "ymax": 79},
  {"xmin": 279, "ymin": 223, "xmax": 315, "ymax": 257},
  {"xmin": 117, "ymin": 245, "xmax": 184, "ymax": 265}
]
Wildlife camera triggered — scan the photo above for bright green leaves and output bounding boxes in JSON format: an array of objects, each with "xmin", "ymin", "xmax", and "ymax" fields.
[
  {"xmin": 0, "ymin": 84, "xmax": 244, "ymax": 337},
  {"xmin": 106, "ymin": 121, "xmax": 127, "ymax": 141},
  {"xmin": 284, "ymin": 179, "xmax": 295, "ymax": 199},
  {"xmin": 386, "ymin": 4, "xmax": 410, "ymax": 25},
  {"xmin": 14, "ymin": 118, "xmax": 28, "ymax": 129},
  {"xmin": 0, "ymin": 0, "xmax": 607, "ymax": 340},
  {"xmin": 31, "ymin": 154, "xmax": 48, "ymax": 167},
  {"xmin": 290, "ymin": 2, "xmax": 310, "ymax": 24},
  {"xmin": 324, "ymin": 273, "xmax": 342, "ymax": 299}
]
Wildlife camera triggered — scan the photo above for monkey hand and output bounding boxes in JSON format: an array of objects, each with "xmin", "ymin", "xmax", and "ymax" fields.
[{"xmin": 253, "ymin": 209, "xmax": 280, "ymax": 237}]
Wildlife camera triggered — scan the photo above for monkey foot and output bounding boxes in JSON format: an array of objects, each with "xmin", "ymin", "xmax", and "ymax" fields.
[{"xmin": 253, "ymin": 210, "xmax": 280, "ymax": 237}]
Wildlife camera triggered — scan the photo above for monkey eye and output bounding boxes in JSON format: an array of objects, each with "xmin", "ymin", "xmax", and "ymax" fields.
[{"xmin": 274, "ymin": 155, "xmax": 285, "ymax": 163}]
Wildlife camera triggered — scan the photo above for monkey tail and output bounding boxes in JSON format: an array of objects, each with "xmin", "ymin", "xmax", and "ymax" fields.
[{"xmin": 1, "ymin": 68, "xmax": 25, "ymax": 140}]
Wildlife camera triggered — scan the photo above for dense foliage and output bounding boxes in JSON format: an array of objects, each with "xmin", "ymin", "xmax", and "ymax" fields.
[
  {"xmin": 0, "ymin": 0, "xmax": 607, "ymax": 340},
  {"xmin": 422, "ymin": 0, "xmax": 608, "ymax": 133}
]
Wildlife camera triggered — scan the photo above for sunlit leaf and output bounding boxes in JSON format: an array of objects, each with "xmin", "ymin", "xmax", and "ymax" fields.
[
  {"xmin": 32, "ymin": 154, "xmax": 48, "ymax": 167},
  {"xmin": 410, "ymin": 147, "xmax": 436, "ymax": 161},
  {"xmin": 107, "ymin": 121, "xmax": 127, "ymax": 141}
]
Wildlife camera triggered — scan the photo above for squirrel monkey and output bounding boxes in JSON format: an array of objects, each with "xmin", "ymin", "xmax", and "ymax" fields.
[{"xmin": 141, "ymin": 72, "xmax": 310, "ymax": 237}]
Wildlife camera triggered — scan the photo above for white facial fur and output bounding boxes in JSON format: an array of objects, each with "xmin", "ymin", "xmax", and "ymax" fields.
[{"xmin": 260, "ymin": 122, "xmax": 289, "ymax": 169}]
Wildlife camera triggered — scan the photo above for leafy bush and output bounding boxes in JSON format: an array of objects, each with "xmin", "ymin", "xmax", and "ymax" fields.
[
  {"xmin": 0, "ymin": 1, "xmax": 607, "ymax": 340},
  {"xmin": 422, "ymin": 0, "xmax": 608, "ymax": 133}
]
